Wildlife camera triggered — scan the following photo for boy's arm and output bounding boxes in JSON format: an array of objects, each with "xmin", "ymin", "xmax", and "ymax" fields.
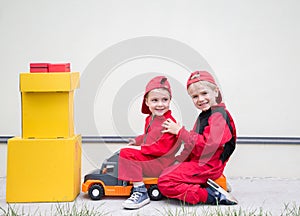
[
  {"xmin": 176, "ymin": 112, "xmax": 233, "ymax": 161},
  {"xmin": 140, "ymin": 132, "xmax": 178, "ymax": 156},
  {"xmin": 134, "ymin": 135, "xmax": 144, "ymax": 146},
  {"xmin": 175, "ymin": 127, "xmax": 193, "ymax": 162}
]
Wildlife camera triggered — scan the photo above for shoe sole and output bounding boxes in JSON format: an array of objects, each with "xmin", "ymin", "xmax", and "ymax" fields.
[
  {"xmin": 207, "ymin": 179, "xmax": 238, "ymax": 204},
  {"xmin": 122, "ymin": 198, "xmax": 150, "ymax": 209}
]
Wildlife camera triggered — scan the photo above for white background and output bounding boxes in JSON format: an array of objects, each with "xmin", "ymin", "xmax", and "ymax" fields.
[{"xmin": 1, "ymin": 0, "xmax": 299, "ymax": 137}]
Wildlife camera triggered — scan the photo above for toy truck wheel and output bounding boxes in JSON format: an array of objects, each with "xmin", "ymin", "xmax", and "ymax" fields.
[
  {"xmin": 88, "ymin": 184, "xmax": 104, "ymax": 200},
  {"xmin": 148, "ymin": 185, "xmax": 163, "ymax": 201}
]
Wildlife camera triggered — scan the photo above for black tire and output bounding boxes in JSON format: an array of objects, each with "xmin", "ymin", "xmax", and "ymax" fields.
[
  {"xmin": 88, "ymin": 184, "xmax": 104, "ymax": 200},
  {"xmin": 148, "ymin": 185, "xmax": 163, "ymax": 201}
]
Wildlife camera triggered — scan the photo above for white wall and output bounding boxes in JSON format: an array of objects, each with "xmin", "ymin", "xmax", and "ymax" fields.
[
  {"xmin": 1, "ymin": 0, "xmax": 300, "ymax": 180},
  {"xmin": 1, "ymin": 2, "xmax": 300, "ymax": 134},
  {"xmin": 0, "ymin": 144, "xmax": 7, "ymax": 179}
]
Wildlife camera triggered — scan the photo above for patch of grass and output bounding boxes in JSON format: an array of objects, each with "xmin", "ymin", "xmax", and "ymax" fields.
[
  {"xmin": 0, "ymin": 203, "xmax": 109, "ymax": 216},
  {"xmin": 155, "ymin": 202, "xmax": 300, "ymax": 216},
  {"xmin": 156, "ymin": 205, "xmax": 198, "ymax": 216},
  {"xmin": 52, "ymin": 202, "xmax": 109, "ymax": 216},
  {"xmin": 1, "ymin": 202, "xmax": 300, "ymax": 216},
  {"xmin": 156, "ymin": 206, "xmax": 272, "ymax": 216},
  {"xmin": 281, "ymin": 202, "xmax": 300, "ymax": 216},
  {"xmin": 203, "ymin": 207, "xmax": 272, "ymax": 216},
  {"xmin": 0, "ymin": 205, "xmax": 35, "ymax": 216}
]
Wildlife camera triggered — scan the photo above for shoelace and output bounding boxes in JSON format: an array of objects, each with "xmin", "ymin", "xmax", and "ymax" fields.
[{"xmin": 128, "ymin": 192, "xmax": 142, "ymax": 202}]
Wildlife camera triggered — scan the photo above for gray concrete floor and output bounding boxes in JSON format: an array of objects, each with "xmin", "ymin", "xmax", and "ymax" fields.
[{"xmin": 1, "ymin": 177, "xmax": 300, "ymax": 215}]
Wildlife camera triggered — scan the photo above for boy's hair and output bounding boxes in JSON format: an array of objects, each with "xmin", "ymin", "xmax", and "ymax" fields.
[
  {"xmin": 145, "ymin": 88, "xmax": 171, "ymax": 99},
  {"xmin": 188, "ymin": 80, "xmax": 217, "ymax": 92}
]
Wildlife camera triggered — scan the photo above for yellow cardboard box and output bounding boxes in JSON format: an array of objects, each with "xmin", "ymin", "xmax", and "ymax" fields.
[
  {"xmin": 22, "ymin": 91, "xmax": 75, "ymax": 138},
  {"xmin": 20, "ymin": 72, "xmax": 79, "ymax": 92},
  {"xmin": 6, "ymin": 135, "xmax": 82, "ymax": 202},
  {"xmin": 20, "ymin": 72, "xmax": 79, "ymax": 138}
]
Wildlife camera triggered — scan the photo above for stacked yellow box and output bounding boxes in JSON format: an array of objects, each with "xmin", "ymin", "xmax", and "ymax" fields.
[
  {"xmin": 6, "ymin": 72, "xmax": 82, "ymax": 202},
  {"xmin": 20, "ymin": 72, "xmax": 79, "ymax": 139}
]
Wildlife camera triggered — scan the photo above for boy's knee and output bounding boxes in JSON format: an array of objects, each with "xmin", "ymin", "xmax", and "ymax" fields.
[
  {"xmin": 120, "ymin": 148, "xmax": 137, "ymax": 158},
  {"xmin": 157, "ymin": 175, "xmax": 172, "ymax": 192}
]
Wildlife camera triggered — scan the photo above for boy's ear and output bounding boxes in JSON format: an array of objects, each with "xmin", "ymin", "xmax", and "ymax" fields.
[
  {"xmin": 145, "ymin": 98, "xmax": 149, "ymax": 107},
  {"xmin": 215, "ymin": 87, "xmax": 219, "ymax": 97}
]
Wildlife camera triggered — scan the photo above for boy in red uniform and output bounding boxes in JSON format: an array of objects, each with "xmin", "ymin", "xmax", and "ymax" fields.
[
  {"xmin": 118, "ymin": 76, "xmax": 180, "ymax": 209},
  {"xmin": 158, "ymin": 71, "xmax": 238, "ymax": 205}
]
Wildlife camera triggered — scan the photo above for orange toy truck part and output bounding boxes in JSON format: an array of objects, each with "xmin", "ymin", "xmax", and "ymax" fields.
[{"xmin": 82, "ymin": 151, "xmax": 230, "ymax": 201}]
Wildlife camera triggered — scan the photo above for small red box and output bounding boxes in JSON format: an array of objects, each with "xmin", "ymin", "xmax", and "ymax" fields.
[
  {"xmin": 48, "ymin": 63, "xmax": 70, "ymax": 72},
  {"xmin": 30, "ymin": 63, "xmax": 49, "ymax": 73}
]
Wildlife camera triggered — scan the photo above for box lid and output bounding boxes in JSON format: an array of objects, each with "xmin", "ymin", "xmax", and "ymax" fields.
[
  {"xmin": 20, "ymin": 72, "xmax": 80, "ymax": 92},
  {"xmin": 30, "ymin": 63, "xmax": 49, "ymax": 68},
  {"xmin": 48, "ymin": 63, "xmax": 71, "ymax": 72}
]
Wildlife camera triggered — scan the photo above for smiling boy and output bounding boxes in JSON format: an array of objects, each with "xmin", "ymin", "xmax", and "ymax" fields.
[
  {"xmin": 118, "ymin": 76, "xmax": 180, "ymax": 209},
  {"xmin": 158, "ymin": 71, "xmax": 238, "ymax": 205}
]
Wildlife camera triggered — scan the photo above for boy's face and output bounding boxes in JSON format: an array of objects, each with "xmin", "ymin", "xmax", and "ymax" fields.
[
  {"xmin": 188, "ymin": 83, "xmax": 218, "ymax": 111},
  {"xmin": 145, "ymin": 88, "xmax": 171, "ymax": 116}
]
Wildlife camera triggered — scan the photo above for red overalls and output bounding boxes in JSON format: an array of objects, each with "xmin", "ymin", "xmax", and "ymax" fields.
[
  {"xmin": 118, "ymin": 110, "xmax": 180, "ymax": 182},
  {"xmin": 158, "ymin": 104, "xmax": 236, "ymax": 204}
]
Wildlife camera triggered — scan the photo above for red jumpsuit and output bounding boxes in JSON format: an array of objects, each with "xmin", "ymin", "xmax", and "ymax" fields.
[
  {"xmin": 118, "ymin": 110, "xmax": 180, "ymax": 182},
  {"xmin": 158, "ymin": 103, "xmax": 236, "ymax": 204}
]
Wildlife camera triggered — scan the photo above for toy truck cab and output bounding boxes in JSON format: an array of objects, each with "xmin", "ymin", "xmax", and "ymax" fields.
[{"xmin": 82, "ymin": 151, "xmax": 163, "ymax": 201}]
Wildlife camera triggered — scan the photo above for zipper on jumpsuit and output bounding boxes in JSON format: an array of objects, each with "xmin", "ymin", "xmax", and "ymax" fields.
[{"xmin": 143, "ymin": 114, "xmax": 155, "ymax": 143}]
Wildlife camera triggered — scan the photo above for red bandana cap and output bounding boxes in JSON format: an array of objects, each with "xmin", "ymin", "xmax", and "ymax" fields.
[
  {"xmin": 187, "ymin": 71, "xmax": 222, "ymax": 104},
  {"xmin": 141, "ymin": 76, "xmax": 172, "ymax": 114}
]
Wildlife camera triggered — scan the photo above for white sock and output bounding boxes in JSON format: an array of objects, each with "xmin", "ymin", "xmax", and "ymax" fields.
[{"xmin": 133, "ymin": 181, "xmax": 144, "ymax": 188}]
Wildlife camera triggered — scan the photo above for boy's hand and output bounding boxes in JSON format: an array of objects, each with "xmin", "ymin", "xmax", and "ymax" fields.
[
  {"xmin": 128, "ymin": 138, "xmax": 139, "ymax": 146},
  {"xmin": 122, "ymin": 139, "xmax": 141, "ymax": 150},
  {"xmin": 162, "ymin": 118, "xmax": 181, "ymax": 135}
]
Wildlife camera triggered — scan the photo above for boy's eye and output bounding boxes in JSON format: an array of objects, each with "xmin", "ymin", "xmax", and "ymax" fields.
[
  {"xmin": 162, "ymin": 98, "xmax": 169, "ymax": 102},
  {"xmin": 151, "ymin": 99, "xmax": 158, "ymax": 102}
]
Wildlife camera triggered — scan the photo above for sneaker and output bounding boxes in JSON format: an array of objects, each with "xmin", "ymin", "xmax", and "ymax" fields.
[
  {"xmin": 206, "ymin": 179, "xmax": 238, "ymax": 205},
  {"xmin": 122, "ymin": 185, "xmax": 150, "ymax": 209}
]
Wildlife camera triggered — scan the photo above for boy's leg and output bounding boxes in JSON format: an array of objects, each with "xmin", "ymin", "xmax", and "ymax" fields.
[
  {"xmin": 118, "ymin": 148, "xmax": 159, "ymax": 209},
  {"xmin": 122, "ymin": 183, "xmax": 150, "ymax": 209},
  {"xmin": 158, "ymin": 162, "xmax": 209, "ymax": 204},
  {"xmin": 118, "ymin": 148, "xmax": 147, "ymax": 182},
  {"xmin": 119, "ymin": 148, "xmax": 180, "ymax": 209},
  {"xmin": 206, "ymin": 179, "xmax": 238, "ymax": 205},
  {"xmin": 118, "ymin": 148, "xmax": 170, "ymax": 181},
  {"xmin": 119, "ymin": 148, "xmax": 162, "ymax": 209},
  {"xmin": 158, "ymin": 162, "xmax": 237, "ymax": 205}
]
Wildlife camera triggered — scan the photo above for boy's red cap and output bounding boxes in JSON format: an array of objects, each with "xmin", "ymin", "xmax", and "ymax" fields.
[
  {"xmin": 142, "ymin": 76, "xmax": 172, "ymax": 114},
  {"xmin": 187, "ymin": 71, "xmax": 222, "ymax": 104}
]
